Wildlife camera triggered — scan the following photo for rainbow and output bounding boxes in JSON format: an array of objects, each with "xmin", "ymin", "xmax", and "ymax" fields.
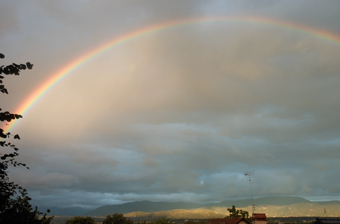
[{"xmin": 2, "ymin": 16, "xmax": 340, "ymax": 133}]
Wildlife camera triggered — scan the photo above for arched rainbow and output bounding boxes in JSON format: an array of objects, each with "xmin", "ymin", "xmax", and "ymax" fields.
[{"xmin": 3, "ymin": 16, "xmax": 340, "ymax": 133}]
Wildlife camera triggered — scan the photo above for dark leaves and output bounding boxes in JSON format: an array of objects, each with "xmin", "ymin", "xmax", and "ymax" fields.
[
  {"xmin": 0, "ymin": 129, "xmax": 6, "ymax": 138},
  {"xmin": 0, "ymin": 153, "xmax": 17, "ymax": 160},
  {"xmin": 1, "ymin": 55, "xmax": 34, "ymax": 96},
  {"xmin": 26, "ymin": 62, "xmax": 33, "ymax": 69},
  {"xmin": 12, "ymin": 63, "xmax": 20, "ymax": 68},
  {"xmin": 0, "ymin": 87, "xmax": 8, "ymax": 94},
  {"xmin": 0, "ymin": 54, "xmax": 51, "ymax": 223},
  {"xmin": 0, "ymin": 61, "xmax": 33, "ymax": 76},
  {"xmin": 20, "ymin": 64, "xmax": 26, "ymax": 70},
  {"xmin": 15, "ymin": 114, "xmax": 23, "ymax": 119},
  {"xmin": 0, "ymin": 111, "xmax": 23, "ymax": 122}
]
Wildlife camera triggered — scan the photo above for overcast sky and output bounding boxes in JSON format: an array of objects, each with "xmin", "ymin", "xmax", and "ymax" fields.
[{"xmin": 1, "ymin": 0, "xmax": 340, "ymax": 209}]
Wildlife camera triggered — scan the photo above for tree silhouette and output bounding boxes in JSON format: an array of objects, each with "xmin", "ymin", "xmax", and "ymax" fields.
[
  {"xmin": 153, "ymin": 218, "xmax": 174, "ymax": 224},
  {"xmin": 103, "ymin": 213, "xmax": 134, "ymax": 224},
  {"xmin": 226, "ymin": 205, "xmax": 249, "ymax": 218},
  {"xmin": 0, "ymin": 53, "xmax": 53, "ymax": 223}
]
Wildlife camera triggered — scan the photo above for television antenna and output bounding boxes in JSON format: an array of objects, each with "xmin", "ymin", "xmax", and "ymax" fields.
[{"xmin": 244, "ymin": 170, "xmax": 255, "ymax": 214}]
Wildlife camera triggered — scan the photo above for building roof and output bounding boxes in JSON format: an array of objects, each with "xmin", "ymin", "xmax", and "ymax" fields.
[
  {"xmin": 314, "ymin": 218, "xmax": 340, "ymax": 224},
  {"xmin": 206, "ymin": 218, "xmax": 250, "ymax": 224},
  {"xmin": 252, "ymin": 213, "xmax": 267, "ymax": 221}
]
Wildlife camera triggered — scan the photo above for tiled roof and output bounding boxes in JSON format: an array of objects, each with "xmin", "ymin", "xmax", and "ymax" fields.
[
  {"xmin": 252, "ymin": 213, "xmax": 267, "ymax": 221},
  {"xmin": 206, "ymin": 218, "xmax": 249, "ymax": 224}
]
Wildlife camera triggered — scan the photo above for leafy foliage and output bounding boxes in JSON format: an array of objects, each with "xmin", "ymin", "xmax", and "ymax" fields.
[
  {"xmin": 153, "ymin": 218, "xmax": 174, "ymax": 224},
  {"xmin": 0, "ymin": 53, "xmax": 52, "ymax": 223},
  {"xmin": 226, "ymin": 205, "xmax": 249, "ymax": 218},
  {"xmin": 103, "ymin": 213, "xmax": 134, "ymax": 224},
  {"xmin": 65, "ymin": 216, "xmax": 96, "ymax": 224}
]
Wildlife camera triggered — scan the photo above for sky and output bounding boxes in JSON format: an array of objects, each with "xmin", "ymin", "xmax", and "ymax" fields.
[{"xmin": 1, "ymin": 0, "xmax": 340, "ymax": 209}]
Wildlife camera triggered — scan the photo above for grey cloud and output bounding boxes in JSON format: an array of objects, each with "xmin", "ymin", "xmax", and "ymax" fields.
[{"xmin": 2, "ymin": 0, "xmax": 340, "ymax": 209}]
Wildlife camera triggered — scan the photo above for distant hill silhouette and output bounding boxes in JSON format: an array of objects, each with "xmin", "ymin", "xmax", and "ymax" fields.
[
  {"xmin": 86, "ymin": 201, "xmax": 203, "ymax": 216},
  {"xmin": 85, "ymin": 196, "xmax": 339, "ymax": 217},
  {"xmin": 125, "ymin": 208, "xmax": 226, "ymax": 219}
]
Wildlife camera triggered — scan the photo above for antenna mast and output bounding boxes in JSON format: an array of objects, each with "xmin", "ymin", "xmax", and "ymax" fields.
[{"xmin": 244, "ymin": 170, "xmax": 255, "ymax": 214}]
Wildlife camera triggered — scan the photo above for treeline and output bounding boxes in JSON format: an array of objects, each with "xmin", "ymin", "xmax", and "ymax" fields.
[
  {"xmin": 65, "ymin": 213, "xmax": 207, "ymax": 224},
  {"xmin": 65, "ymin": 205, "xmax": 250, "ymax": 224}
]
